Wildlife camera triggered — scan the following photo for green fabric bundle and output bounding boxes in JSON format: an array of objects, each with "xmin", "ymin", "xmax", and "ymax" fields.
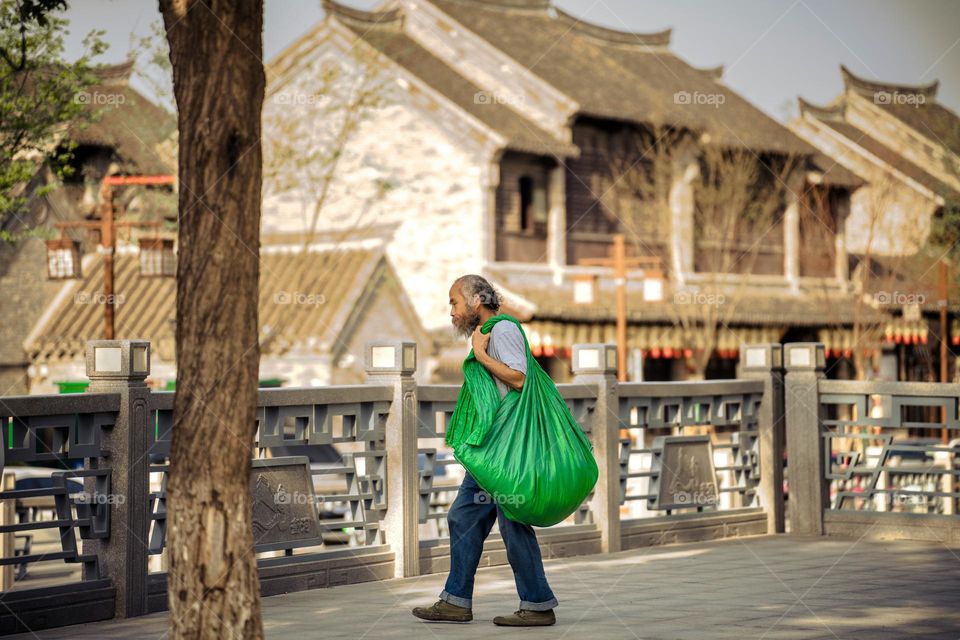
[{"xmin": 446, "ymin": 314, "xmax": 598, "ymax": 527}]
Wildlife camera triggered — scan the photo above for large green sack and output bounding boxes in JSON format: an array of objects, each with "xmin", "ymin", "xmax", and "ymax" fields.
[{"xmin": 445, "ymin": 314, "xmax": 598, "ymax": 527}]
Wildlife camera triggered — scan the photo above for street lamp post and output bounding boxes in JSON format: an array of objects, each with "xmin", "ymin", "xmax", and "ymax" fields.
[{"xmin": 47, "ymin": 174, "xmax": 176, "ymax": 339}]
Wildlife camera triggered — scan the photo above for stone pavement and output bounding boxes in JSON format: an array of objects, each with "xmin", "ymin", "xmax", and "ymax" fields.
[{"xmin": 9, "ymin": 534, "xmax": 960, "ymax": 639}]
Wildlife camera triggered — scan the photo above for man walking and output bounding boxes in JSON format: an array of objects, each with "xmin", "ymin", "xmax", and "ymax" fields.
[{"xmin": 411, "ymin": 274, "xmax": 558, "ymax": 626}]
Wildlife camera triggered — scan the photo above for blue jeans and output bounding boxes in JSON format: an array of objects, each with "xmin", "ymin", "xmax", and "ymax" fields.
[{"xmin": 439, "ymin": 472, "xmax": 558, "ymax": 611}]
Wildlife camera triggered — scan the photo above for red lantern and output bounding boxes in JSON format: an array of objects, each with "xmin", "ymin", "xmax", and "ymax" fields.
[{"xmin": 651, "ymin": 348, "xmax": 661, "ymax": 359}]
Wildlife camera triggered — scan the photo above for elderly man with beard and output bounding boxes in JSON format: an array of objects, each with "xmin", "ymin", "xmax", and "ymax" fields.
[{"xmin": 411, "ymin": 274, "xmax": 558, "ymax": 627}]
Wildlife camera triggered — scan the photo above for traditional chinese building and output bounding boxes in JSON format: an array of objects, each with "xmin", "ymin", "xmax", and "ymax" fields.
[
  {"xmin": 791, "ymin": 66, "xmax": 960, "ymax": 381},
  {"xmin": 24, "ymin": 230, "xmax": 432, "ymax": 393},
  {"xmin": 0, "ymin": 61, "xmax": 177, "ymax": 394},
  {"xmin": 264, "ymin": 0, "xmax": 876, "ymax": 381},
  {"xmin": 9, "ymin": 62, "xmax": 431, "ymax": 393}
]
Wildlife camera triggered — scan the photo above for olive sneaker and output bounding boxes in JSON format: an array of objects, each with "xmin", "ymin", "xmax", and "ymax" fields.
[
  {"xmin": 493, "ymin": 608, "xmax": 557, "ymax": 626},
  {"xmin": 412, "ymin": 599, "xmax": 473, "ymax": 623}
]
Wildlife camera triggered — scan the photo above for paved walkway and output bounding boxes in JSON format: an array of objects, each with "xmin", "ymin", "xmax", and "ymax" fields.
[{"xmin": 11, "ymin": 534, "xmax": 960, "ymax": 639}]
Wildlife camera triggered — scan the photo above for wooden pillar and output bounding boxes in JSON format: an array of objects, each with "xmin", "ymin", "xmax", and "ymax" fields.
[
  {"xmin": 783, "ymin": 189, "xmax": 800, "ymax": 292},
  {"xmin": 669, "ymin": 152, "xmax": 697, "ymax": 282},
  {"xmin": 547, "ymin": 163, "xmax": 566, "ymax": 272}
]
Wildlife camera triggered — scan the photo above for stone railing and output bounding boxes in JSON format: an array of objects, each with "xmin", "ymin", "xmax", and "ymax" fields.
[
  {"xmin": 783, "ymin": 343, "xmax": 959, "ymax": 543},
  {"xmin": 6, "ymin": 339, "xmax": 955, "ymax": 633}
]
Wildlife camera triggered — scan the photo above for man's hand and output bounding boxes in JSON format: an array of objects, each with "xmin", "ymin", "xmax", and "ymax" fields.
[
  {"xmin": 472, "ymin": 326, "xmax": 524, "ymax": 391},
  {"xmin": 471, "ymin": 326, "xmax": 491, "ymax": 360}
]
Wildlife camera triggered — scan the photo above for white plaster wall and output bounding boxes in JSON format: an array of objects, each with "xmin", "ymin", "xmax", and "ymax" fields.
[
  {"xmin": 259, "ymin": 355, "xmax": 334, "ymax": 388},
  {"xmin": 847, "ymin": 184, "xmax": 935, "ymax": 255},
  {"xmin": 791, "ymin": 116, "xmax": 938, "ymax": 256},
  {"xmin": 262, "ymin": 36, "xmax": 492, "ymax": 332}
]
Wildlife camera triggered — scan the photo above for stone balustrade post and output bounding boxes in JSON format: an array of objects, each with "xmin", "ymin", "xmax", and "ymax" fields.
[
  {"xmin": 84, "ymin": 339, "xmax": 151, "ymax": 617},
  {"xmin": 739, "ymin": 344, "xmax": 786, "ymax": 533},
  {"xmin": 364, "ymin": 341, "xmax": 420, "ymax": 577},
  {"xmin": 571, "ymin": 343, "xmax": 621, "ymax": 553},
  {"xmin": 783, "ymin": 342, "xmax": 827, "ymax": 535}
]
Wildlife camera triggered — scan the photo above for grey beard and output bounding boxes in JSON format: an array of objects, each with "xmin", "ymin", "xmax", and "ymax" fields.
[{"xmin": 454, "ymin": 311, "xmax": 481, "ymax": 338}]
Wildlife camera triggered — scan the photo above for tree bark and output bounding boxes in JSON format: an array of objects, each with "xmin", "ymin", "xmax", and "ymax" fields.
[{"xmin": 159, "ymin": 1, "xmax": 265, "ymax": 638}]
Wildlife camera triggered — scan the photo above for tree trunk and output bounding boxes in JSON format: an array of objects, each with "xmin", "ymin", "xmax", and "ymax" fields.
[{"xmin": 159, "ymin": 1, "xmax": 265, "ymax": 638}]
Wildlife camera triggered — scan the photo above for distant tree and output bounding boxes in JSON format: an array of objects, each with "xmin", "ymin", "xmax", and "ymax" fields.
[
  {"xmin": 926, "ymin": 122, "xmax": 960, "ymax": 265},
  {"xmin": 0, "ymin": 0, "xmax": 105, "ymax": 239},
  {"xmin": 806, "ymin": 177, "xmax": 902, "ymax": 381},
  {"xmin": 127, "ymin": 18, "xmax": 174, "ymax": 115},
  {"xmin": 261, "ymin": 38, "xmax": 391, "ymax": 350},
  {"xmin": 607, "ymin": 124, "xmax": 800, "ymax": 379},
  {"xmin": 263, "ymin": 40, "xmax": 389, "ymax": 248}
]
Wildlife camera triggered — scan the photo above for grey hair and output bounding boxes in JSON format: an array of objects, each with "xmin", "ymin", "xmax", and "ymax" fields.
[{"xmin": 455, "ymin": 274, "xmax": 502, "ymax": 312}]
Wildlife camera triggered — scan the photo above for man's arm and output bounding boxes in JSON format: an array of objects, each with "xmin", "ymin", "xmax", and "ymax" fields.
[
  {"xmin": 476, "ymin": 350, "xmax": 525, "ymax": 390},
  {"xmin": 471, "ymin": 326, "xmax": 526, "ymax": 391}
]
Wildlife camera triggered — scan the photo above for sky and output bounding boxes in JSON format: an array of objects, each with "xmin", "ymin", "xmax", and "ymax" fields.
[{"xmin": 59, "ymin": 0, "xmax": 960, "ymax": 123}]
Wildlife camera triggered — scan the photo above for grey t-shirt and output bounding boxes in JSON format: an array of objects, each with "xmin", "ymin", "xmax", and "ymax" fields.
[{"xmin": 486, "ymin": 321, "xmax": 528, "ymax": 400}]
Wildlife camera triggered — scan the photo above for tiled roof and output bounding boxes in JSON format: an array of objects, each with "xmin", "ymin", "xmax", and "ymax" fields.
[
  {"xmin": 839, "ymin": 65, "xmax": 960, "ymax": 156},
  {"xmin": 806, "ymin": 152, "xmax": 865, "ymax": 189},
  {"xmin": 326, "ymin": 2, "xmax": 578, "ymax": 158},
  {"xmin": 875, "ymin": 101, "xmax": 960, "ymax": 158},
  {"xmin": 429, "ymin": 0, "xmax": 813, "ymax": 155},
  {"xmin": 818, "ymin": 118, "xmax": 958, "ymax": 200},
  {"xmin": 66, "ymin": 62, "xmax": 176, "ymax": 175},
  {"xmin": 485, "ymin": 267, "xmax": 887, "ymax": 327},
  {"xmin": 854, "ymin": 252, "xmax": 960, "ymax": 314},
  {"xmin": 27, "ymin": 246, "xmax": 399, "ymax": 363}
]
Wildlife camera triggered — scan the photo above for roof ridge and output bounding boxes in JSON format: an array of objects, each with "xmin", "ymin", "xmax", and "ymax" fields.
[
  {"xmin": 798, "ymin": 96, "xmax": 846, "ymax": 122},
  {"xmin": 694, "ymin": 64, "xmax": 723, "ymax": 80},
  {"xmin": 442, "ymin": 0, "xmax": 550, "ymax": 10},
  {"xmin": 322, "ymin": 0, "xmax": 404, "ymax": 29},
  {"xmin": 840, "ymin": 64, "xmax": 939, "ymax": 100},
  {"xmin": 338, "ymin": 17, "xmax": 578, "ymax": 157},
  {"xmin": 820, "ymin": 118, "xmax": 957, "ymax": 200},
  {"xmin": 554, "ymin": 7, "xmax": 672, "ymax": 49},
  {"xmin": 93, "ymin": 60, "xmax": 135, "ymax": 85}
]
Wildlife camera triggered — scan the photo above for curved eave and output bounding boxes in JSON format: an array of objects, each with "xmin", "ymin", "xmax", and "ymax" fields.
[
  {"xmin": 441, "ymin": 0, "xmax": 549, "ymax": 10},
  {"xmin": 695, "ymin": 64, "xmax": 723, "ymax": 80},
  {"xmin": 554, "ymin": 7, "xmax": 672, "ymax": 49},
  {"xmin": 93, "ymin": 60, "xmax": 135, "ymax": 85},
  {"xmin": 321, "ymin": 0, "xmax": 404, "ymax": 29},
  {"xmin": 840, "ymin": 65, "xmax": 939, "ymax": 100},
  {"xmin": 798, "ymin": 96, "xmax": 845, "ymax": 122}
]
